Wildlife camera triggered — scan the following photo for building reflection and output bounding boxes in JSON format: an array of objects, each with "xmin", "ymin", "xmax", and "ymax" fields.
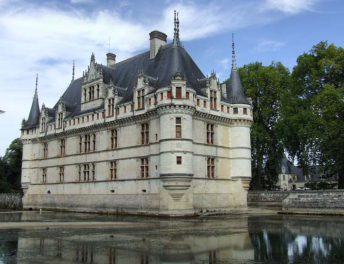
[
  {"xmin": 7, "ymin": 215, "xmax": 344, "ymax": 263},
  {"xmin": 15, "ymin": 219, "xmax": 254, "ymax": 264}
]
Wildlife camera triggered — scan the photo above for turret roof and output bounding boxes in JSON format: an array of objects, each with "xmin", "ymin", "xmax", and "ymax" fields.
[{"xmin": 23, "ymin": 77, "xmax": 40, "ymax": 129}]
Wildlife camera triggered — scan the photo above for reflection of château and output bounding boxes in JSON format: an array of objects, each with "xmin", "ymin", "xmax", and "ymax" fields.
[
  {"xmin": 20, "ymin": 12, "xmax": 253, "ymax": 216},
  {"xmin": 16, "ymin": 217, "xmax": 254, "ymax": 263}
]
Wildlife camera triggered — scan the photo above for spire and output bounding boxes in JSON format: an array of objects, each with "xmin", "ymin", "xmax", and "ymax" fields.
[
  {"xmin": 72, "ymin": 60, "xmax": 75, "ymax": 82},
  {"xmin": 173, "ymin": 10, "xmax": 181, "ymax": 46},
  {"xmin": 232, "ymin": 33, "xmax": 237, "ymax": 70},
  {"xmin": 227, "ymin": 34, "xmax": 249, "ymax": 105},
  {"xmin": 25, "ymin": 74, "xmax": 41, "ymax": 128},
  {"xmin": 35, "ymin": 73, "xmax": 38, "ymax": 99},
  {"xmin": 90, "ymin": 52, "xmax": 95, "ymax": 63}
]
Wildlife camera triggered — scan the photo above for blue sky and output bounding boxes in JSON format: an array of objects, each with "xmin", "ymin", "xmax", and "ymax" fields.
[{"xmin": 0, "ymin": 0, "xmax": 343, "ymax": 155}]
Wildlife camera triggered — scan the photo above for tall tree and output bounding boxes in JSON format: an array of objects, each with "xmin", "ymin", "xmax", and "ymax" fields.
[
  {"xmin": 280, "ymin": 41, "xmax": 344, "ymax": 188},
  {"xmin": 239, "ymin": 62, "xmax": 290, "ymax": 189},
  {"xmin": 0, "ymin": 138, "xmax": 23, "ymax": 193}
]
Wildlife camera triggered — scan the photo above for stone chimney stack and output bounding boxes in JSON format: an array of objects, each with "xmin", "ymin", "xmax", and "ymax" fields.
[
  {"xmin": 149, "ymin": 31, "xmax": 167, "ymax": 59},
  {"xmin": 106, "ymin": 53, "xmax": 116, "ymax": 67}
]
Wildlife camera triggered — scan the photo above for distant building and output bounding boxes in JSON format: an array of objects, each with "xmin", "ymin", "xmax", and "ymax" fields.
[
  {"xmin": 20, "ymin": 13, "xmax": 253, "ymax": 216},
  {"xmin": 276, "ymin": 158, "xmax": 337, "ymax": 190}
]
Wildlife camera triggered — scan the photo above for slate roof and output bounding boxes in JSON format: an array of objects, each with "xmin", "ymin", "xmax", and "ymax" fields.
[
  {"xmin": 23, "ymin": 90, "xmax": 40, "ymax": 129},
  {"xmin": 280, "ymin": 158, "xmax": 337, "ymax": 183},
  {"xmin": 49, "ymin": 43, "xmax": 208, "ymax": 120},
  {"xmin": 24, "ymin": 38, "xmax": 250, "ymax": 126},
  {"xmin": 226, "ymin": 68, "xmax": 249, "ymax": 104}
]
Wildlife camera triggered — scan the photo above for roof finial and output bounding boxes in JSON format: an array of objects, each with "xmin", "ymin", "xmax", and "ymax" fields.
[
  {"xmin": 91, "ymin": 52, "xmax": 95, "ymax": 63},
  {"xmin": 176, "ymin": 12, "xmax": 180, "ymax": 41},
  {"xmin": 173, "ymin": 10, "xmax": 181, "ymax": 46},
  {"xmin": 72, "ymin": 60, "xmax": 75, "ymax": 81},
  {"xmin": 35, "ymin": 73, "xmax": 38, "ymax": 98},
  {"xmin": 232, "ymin": 33, "xmax": 237, "ymax": 70}
]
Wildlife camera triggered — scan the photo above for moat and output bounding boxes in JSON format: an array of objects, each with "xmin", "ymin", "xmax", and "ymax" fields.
[{"xmin": 0, "ymin": 211, "xmax": 343, "ymax": 263}]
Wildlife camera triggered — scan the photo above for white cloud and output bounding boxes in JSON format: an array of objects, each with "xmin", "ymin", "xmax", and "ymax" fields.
[
  {"xmin": 70, "ymin": 0, "xmax": 93, "ymax": 4},
  {"xmin": 220, "ymin": 58, "xmax": 230, "ymax": 70},
  {"xmin": 252, "ymin": 40, "xmax": 286, "ymax": 53},
  {"xmin": 0, "ymin": 0, "xmax": 324, "ymax": 155},
  {"xmin": 265, "ymin": 0, "xmax": 320, "ymax": 14}
]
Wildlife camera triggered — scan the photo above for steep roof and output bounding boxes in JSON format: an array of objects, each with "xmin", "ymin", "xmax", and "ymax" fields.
[
  {"xmin": 23, "ymin": 88, "xmax": 40, "ymax": 129},
  {"xmin": 54, "ymin": 43, "xmax": 207, "ymax": 119},
  {"xmin": 226, "ymin": 68, "xmax": 250, "ymax": 105}
]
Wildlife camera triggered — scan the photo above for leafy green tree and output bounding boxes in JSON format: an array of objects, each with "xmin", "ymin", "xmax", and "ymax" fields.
[
  {"xmin": 0, "ymin": 138, "xmax": 23, "ymax": 193},
  {"xmin": 280, "ymin": 41, "xmax": 344, "ymax": 188},
  {"xmin": 238, "ymin": 62, "xmax": 291, "ymax": 189}
]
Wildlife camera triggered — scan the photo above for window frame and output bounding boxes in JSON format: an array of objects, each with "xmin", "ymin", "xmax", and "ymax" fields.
[
  {"xmin": 141, "ymin": 123, "xmax": 149, "ymax": 145},
  {"xmin": 110, "ymin": 161, "xmax": 117, "ymax": 180},
  {"xmin": 206, "ymin": 124, "xmax": 215, "ymax": 145},
  {"xmin": 140, "ymin": 158, "xmax": 149, "ymax": 178},
  {"xmin": 207, "ymin": 158, "xmax": 215, "ymax": 179},
  {"xmin": 176, "ymin": 117, "xmax": 182, "ymax": 138}
]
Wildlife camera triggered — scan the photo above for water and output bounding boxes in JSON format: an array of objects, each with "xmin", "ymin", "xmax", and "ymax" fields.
[{"xmin": 0, "ymin": 211, "xmax": 344, "ymax": 263}]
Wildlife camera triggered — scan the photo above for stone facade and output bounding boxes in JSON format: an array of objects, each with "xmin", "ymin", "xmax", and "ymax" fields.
[{"xmin": 20, "ymin": 15, "xmax": 253, "ymax": 216}]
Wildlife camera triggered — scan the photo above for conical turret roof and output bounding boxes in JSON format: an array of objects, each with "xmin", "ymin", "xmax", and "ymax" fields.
[
  {"xmin": 226, "ymin": 34, "xmax": 249, "ymax": 105},
  {"xmin": 23, "ymin": 75, "xmax": 40, "ymax": 129},
  {"xmin": 227, "ymin": 68, "xmax": 249, "ymax": 104}
]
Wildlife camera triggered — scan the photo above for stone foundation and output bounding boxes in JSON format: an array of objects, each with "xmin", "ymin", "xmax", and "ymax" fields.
[
  {"xmin": 23, "ymin": 179, "xmax": 248, "ymax": 216},
  {"xmin": 248, "ymin": 190, "xmax": 344, "ymax": 212}
]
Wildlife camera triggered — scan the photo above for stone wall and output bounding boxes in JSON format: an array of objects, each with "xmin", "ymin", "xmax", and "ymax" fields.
[
  {"xmin": 0, "ymin": 193, "xmax": 23, "ymax": 209},
  {"xmin": 248, "ymin": 190, "xmax": 344, "ymax": 211},
  {"xmin": 248, "ymin": 191, "xmax": 290, "ymax": 209}
]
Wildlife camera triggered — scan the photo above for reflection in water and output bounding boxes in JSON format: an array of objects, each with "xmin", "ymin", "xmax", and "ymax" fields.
[
  {"xmin": 249, "ymin": 216, "xmax": 344, "ymax": 263},
  {"xmin": 0, "ymin": 214, "xmax": 344, "ymax": 263},
  {"xmin": 0, "ymin": 212, "xmax": 22, "ymax": 222}
]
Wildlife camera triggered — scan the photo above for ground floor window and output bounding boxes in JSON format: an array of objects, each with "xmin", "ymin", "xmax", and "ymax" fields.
[
  {"xmin": 110, "ymin": 161, "xmax": 117, "ymax": 180},
  {"xmin": 207, "ymin": 158, "xmax": 215, "ymax": 178},
  {"xmin": 59, "ymin": 167, "xmax": 64, "ymax": 182},
  {"xmin": 140, "ymin": 158, "xmax": 149, "ymax": 178},
  {"xmin": 42, "ymin": 168, "xmax": 47, "ymax": 183}
]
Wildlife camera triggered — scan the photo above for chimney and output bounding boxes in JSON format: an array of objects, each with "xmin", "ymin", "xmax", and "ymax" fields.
[
  {"xmin": 149, "ymin": 31, "xmax": 167, "ymax": 59},
  {"xmin": 106, "ymin": 53, "xmax": 116, "ymax": 67}
]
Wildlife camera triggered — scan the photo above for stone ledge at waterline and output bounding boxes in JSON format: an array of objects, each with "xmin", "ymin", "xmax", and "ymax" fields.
[
  {"xmin": 248, "ymin": 190, "xmax": 344, "ymax": 212},
  {"xmin": 0, "ymin": 193, "xmax": 23, "ymax": 209}
]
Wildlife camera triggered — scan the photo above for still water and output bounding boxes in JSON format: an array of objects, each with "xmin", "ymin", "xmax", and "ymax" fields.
[{"xmin": 0, "ymin": 211, "xmax": 344, "ymax": 263}]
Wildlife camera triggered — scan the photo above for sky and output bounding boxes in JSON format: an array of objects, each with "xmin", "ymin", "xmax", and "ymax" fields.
[{"xmin": 0, "ymin": 0, "xmax": 343, "ymax": 155}]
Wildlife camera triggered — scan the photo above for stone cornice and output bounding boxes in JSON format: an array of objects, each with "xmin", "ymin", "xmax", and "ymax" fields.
[
  {"xmin": 230, "ymin": 118, "xmax": 253, "ymax": 127},
  {"xmin": 33, "ymin": 110, "xmax": 158, "ymax": 142},
  {"xmin": 194, "ymin": 111, "xmax": 253, "ymax": 127},
  {"xmin": 157, "ymin": 105, "xmax": 196, "ymax": 116}
]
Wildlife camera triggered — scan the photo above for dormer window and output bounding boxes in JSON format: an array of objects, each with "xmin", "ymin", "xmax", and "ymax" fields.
[
  {"xmin": 57, "ymin": 113, "xmax": 63, "ymax": 128},
  {"xmin": 88, "ymin": 88, "xmax": 91, "ymax": 101},
  {"xmin": 84, "ymin": 89, "xmax": 87, "ymax": 102},
  {"xmin": 176, "ymin": 87, "xmax": 182, "ymax": 99},
  {"xmin": 210, "ymin": 91, "xmax": 217, "ymax": 109},
  {"xmin": 108, "ymin": 98, "xmax": 114, "ymax": 116},
  {"xmin": 91, "ymin": 86, "xmax": 95, "ymax": 100},
  {"xmin": 96, "ymin": 85, "xmax": 100, "ymax": 98},
  {"xmin": 41, "ymin": 117, "xmax": 46, "ymax": 132},
  {"xmin": 137, "ymin": 90, "xmax": 145, "ymax": 109}
]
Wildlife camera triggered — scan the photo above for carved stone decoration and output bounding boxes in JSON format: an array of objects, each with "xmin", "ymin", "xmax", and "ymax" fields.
[
  {"xmin": 161, "ymin": 174, "xmax": 193, "ymax": 201},
  {"xmin": 157, "ymin": 105, "xmax": 195, "ymax": 116}
]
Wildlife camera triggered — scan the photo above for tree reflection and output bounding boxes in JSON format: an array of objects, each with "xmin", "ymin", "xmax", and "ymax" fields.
[{"xmin": 250, "ymin": 231, "xmax": 344, "ymax": 263}]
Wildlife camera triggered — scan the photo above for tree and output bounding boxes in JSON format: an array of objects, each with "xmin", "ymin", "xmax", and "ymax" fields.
[
  {"xmin": 0, "ymin": 138, "xmax": 23, "ymax": 193},
  {"xmin": 280, "ymin": 42, "xmax": 344, "ymax": 188},
  {"xmin": 238, "ymin": 62, "xmax": 291, "ymax": 189}
]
